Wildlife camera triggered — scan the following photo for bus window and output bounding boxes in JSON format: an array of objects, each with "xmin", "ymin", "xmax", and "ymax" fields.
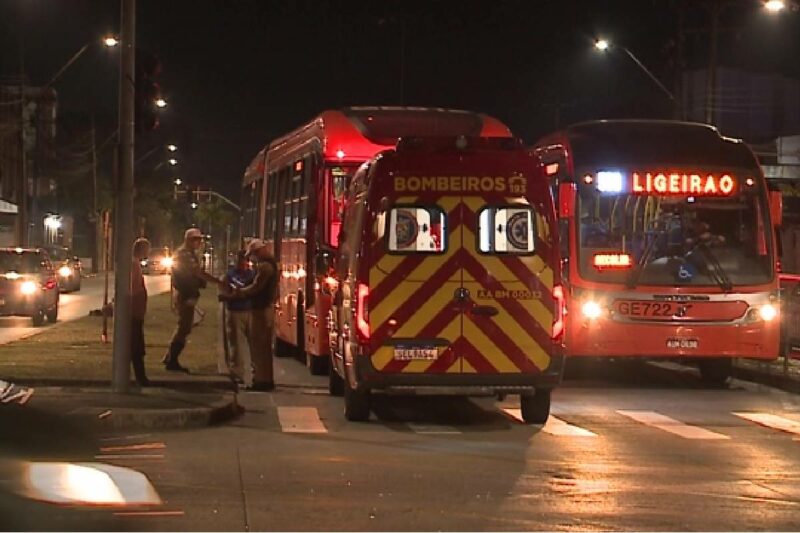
[
  {"xmin": 328, "ymin": 167, "xmax": 352, "ymax": 247},
  {"xmin": 387, "ymin": 207, "xmax": 446, "ymax": 253},
  {"xmin": 478, "ymin": 206, "xmax": 536, "ymax": 254},
  {"xmin": 265, "ymin": 172, "xmax": 278, "ymax": 241}
]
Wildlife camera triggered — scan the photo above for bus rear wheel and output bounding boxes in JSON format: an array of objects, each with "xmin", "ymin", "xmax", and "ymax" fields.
[
  {"xmin": 698, "ymin": 358, "xmax": 732, "ymax": 386},
  {"xmin": 520, "ymin": 388, "xmax": 551, "ymax": 424},
  {"xmin": 344, "ymin": 379, "xmax": 370, "ymax": 422}
]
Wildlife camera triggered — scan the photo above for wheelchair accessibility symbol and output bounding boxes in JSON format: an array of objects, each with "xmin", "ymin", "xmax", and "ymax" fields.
[{"xmin": 677, "ymin": 262, "xmax": 695, "ymax": 282}]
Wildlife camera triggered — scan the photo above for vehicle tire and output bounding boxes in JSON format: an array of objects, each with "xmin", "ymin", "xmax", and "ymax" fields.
[
  {"xmin": 74, "ymin": 278, "xmax": 81, "ymax": 291},
  {"xmin": 698, "ymin": 358, "xmax": 732, "ymax": 386},
  {"xmin": 308, "ymin": 352, "xmax": 328, "ymax": 376},
  {"xmin": 46, "ymin": 306, "xmax": 58, "ymax": 323},
  {"xmin": 520, "ymin": 388, "xmax": 552, "ymax": 424},
  {"xmin": 328, "ymin": 359, "xmax": 344, "ymax": 396},
  {"xmin": 31, "ymin": 309, "xmax": 45, "ymax": 327},
  {"xmin": 344, "ymin": 378, "xmax": 370, "ymax": 422}
]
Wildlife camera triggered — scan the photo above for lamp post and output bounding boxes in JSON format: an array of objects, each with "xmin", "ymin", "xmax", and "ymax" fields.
[{"xmin": 594, "ymin": 39, "xmax": 677, "ymax": 103}]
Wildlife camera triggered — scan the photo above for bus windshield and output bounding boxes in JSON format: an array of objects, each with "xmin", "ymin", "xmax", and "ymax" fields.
[{"xmin": 577, "ymin": 171, "xmax": 773, "ymax": 287}]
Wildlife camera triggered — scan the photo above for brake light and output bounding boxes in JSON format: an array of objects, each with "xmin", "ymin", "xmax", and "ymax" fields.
[
  {"xmin": 356, "ymin": 283, "xmax": 370, "ymax": 341},
  {"xmin": 552, "ymin": 285, "xmax": 565, "ymax": 340},
  {"xmin": 44, "ymin": 278, "xmax": 57, "ymax": 290}
]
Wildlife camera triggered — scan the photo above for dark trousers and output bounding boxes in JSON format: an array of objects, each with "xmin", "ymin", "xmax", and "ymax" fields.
[{"xmin": 131, "ymin": 318, "xmax": 147, "ymax": 384}]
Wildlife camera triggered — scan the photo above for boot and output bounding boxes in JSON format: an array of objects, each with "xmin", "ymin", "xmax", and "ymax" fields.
[
  {"xmin": 132, "ymin": 357, "xmax": 151, "ymax": 387},
  {"xmin": 163, "ymin": 341, "xmax": 190, "ymax": 373}
]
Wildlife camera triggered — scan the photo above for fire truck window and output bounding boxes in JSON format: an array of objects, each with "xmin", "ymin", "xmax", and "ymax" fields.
[
  {"xmin": 387, "ymin": 207, "xmax": 446, "ymax": 253},
  {"xmin": 328, "ymin": 167, "xmax": 351, "ymax": 247},
  {"xmin": 478, "ymin": 207, "xmax": 535, "ymax": 254}
]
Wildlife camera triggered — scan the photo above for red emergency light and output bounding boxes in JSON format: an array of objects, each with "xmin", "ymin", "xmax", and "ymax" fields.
[
  {"xmin": 593, "ymin": 252, "xmax": 633, "ymax": 269},
  {"xmin": 632, "ymin": 172, "xmax": 736, "ymax": 196}
]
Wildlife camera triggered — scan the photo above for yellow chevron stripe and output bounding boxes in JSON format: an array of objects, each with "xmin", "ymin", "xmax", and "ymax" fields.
[
  {"xmin": 462, "ymin": 227, "xmax": 553, "ymax": 290},
  {"xmin": 462, "ymin": 316, "xmax": 520, "ymax": 373},
  {"xmin": 370, "ymin": 230, "xmax": 461, "ymax": 328},
  {"xmin": 462, "ymin": 357, "xmax": 477, "ymax": 373},
  {"xmin": 370, "ymin": 255, "xmax": 406, "ymax": 288},
  {"xmin": 372, "ymin": 346, "xmax": 394, "ymax": 371},
  {"xmin": 447, "ymin": 358, "xmax": 461, "ymax": 373},
  {"xmin": 463, "ymin": 196, "xmax": 485, "ymax": 213},
  {"xmin": 393, "ymin": 283, "xmax": 458, "ymax": 336}
]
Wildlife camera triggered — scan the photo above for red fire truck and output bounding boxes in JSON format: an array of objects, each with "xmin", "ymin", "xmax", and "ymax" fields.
[
  {"xmin": 327, "ymin": 136, "xmax": 563, "ymax": 422},
  {"xmin": 533, "ymin": 120, "xmax": 783, "ymax": 384},
  {"xmin": 241, "ymin": 107, "xmax": 511, "ymax": 375}
]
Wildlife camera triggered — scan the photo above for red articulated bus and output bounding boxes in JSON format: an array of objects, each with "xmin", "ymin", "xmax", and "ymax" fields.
[
  {"xmin": 327, "ymin": 136, "xmax": 563, "ymax": 422},
  {"xmin": 241, "ymin": 107, "xmax": 512, "ymax": 375},
  {"xmin": 532, "ymin": 120, "xmax": 783, "ymax": 384}
]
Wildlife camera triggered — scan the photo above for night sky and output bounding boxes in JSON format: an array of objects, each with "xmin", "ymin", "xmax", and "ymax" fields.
[{"xmin": 2, "ymin": 0, "xmax": 799, "ymax": 199}]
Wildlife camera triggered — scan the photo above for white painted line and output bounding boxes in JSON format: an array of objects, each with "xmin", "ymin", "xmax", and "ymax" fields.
[
  {"xmin": 502, "ymin": 408, "xmax": 596, "ymax": 436},
  {"xmin": 94, "ymin": 454, "xmax": 166, "ymax": 460},
  {"xmin": 733, "ymin": 412, "xmax": 800, "ymax": 438},
  {"xmin": 407, "ymin": 424, "xmax": 461, "ymax": 435},
  {"xmin": 277, "ymin": 406, "xmax": 328, "ymax": 433},
  {"xmin": 617, "ymin": 410, "xmax": 730, "ymax": 440},
  {"xmin": 99, "ymin": 442, "xmax": 167, "ymax": 453}
]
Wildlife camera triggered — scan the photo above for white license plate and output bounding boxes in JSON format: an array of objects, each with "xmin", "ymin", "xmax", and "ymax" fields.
[
  {"xmin": 666, "ymin": 338, "xmax": 699, "ymax": 349},
  {"xmin": 393, "ymin": 347, "xmax": 438, "ymax": 361}
]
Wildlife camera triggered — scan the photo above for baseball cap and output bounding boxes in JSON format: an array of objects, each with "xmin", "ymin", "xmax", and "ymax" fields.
[
  {"xmin": 246, "ymin": 239, "xmax": 267, "ymax": 256},
  {"xmin": 185, "ymin": 228, "xmax": 203, "ymax": 240}
]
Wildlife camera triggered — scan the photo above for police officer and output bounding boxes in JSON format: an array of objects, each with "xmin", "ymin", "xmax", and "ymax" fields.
[
  {"xmin": 163, "ymin": 228, "xmax": 222, "ymax": 372},
  {"xmin": 220, "ymin": 239, "xmax": 278, "ymax": 391}
]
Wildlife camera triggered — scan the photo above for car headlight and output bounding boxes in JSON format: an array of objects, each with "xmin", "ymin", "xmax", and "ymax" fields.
[
  {"xmin": 160, "ymin": 257, "xmax": 173, "ymax": 268},
  {"xmin": 20, "ymin": 281, "xmax": 38, "ymax": 295},
  {"xmin": 58, "ymin": 266, "xmax": 72, "ymax": 277},
  {"xmin": 140, "ymin": 260, "xmax": 148, "ymax": 267},
  {"xmin": 581, "ymin": 300, "xmax": 603, "ymax": 320},
  {"xmin": 758, "ymin": 303, "xmax": 778, "ymax": 322}
]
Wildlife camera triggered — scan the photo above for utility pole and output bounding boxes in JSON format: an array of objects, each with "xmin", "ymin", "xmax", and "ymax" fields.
[
  {"xmin": 91, "ymin": 115, "xmax": 100, "ymax": 273},
  {"xmin": 112, "ymin": 0, "xmax": 135, "ymax": 393}
]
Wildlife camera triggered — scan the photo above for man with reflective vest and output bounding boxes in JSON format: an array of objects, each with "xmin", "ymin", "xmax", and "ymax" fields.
[
  {"xmin": 219, "ymin": 239, "xmax": 278, "ymax": 391},
  {"xmin": 163, "ymin": 227, "xmax": 221, "ymax": 372}
]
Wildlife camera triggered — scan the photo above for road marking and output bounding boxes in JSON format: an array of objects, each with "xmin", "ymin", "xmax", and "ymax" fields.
[
  {"xmin": 100, "ymin": 433, "xmax": 153, "ymax": 442},
  {"xmin": 94, "ymin": 454, "xmax": 166, "ymax": 460},
  {"xmin": 617, "ymin": 410, "xmax": 730, "ymax": 440},
  {"xmin": 277, "ymin": 406, "xmax": 327, "ymax": 433},
  {"xmin": 100, "ymin": 442, "xmax": 166, "ymax": 453},
  {"xmin": 733, "ymin": 412, "xmax": 800, "ymax": 438},
  {"xmin": 502, "ymin": 408, "xmax": 596, "ymax": 436},
  {"xmin": 407, "ymin": 424, "xmax": 461, "ymax": 434},
  {"xmin": 114, "ymin": 510, "xmax": 185, "ymax": 517}
]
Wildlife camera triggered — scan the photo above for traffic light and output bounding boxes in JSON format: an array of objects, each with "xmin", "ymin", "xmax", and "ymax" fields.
[{"xmin": 135, "ymin": 49, "xmax": 162, "ymax": 133}]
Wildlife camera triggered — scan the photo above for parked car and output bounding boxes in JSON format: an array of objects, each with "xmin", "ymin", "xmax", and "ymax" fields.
[
  {"xmin": 41, "ymin": 245, "xmax": 81, "ymax": 292},
  {"xmin": 142, "ymin": 248, "xmax": 172, "ymax": 275},
  {"xmin": 0, "ymin": 248, "xmax": 60, "ymax": 326}
]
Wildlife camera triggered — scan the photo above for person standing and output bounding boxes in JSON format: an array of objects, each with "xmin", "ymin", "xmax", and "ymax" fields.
[
  {"xmin": 163, "ymin": 228, "xmax": 221, "ymax": 372},
  {"xmin": 131, "ymin": 238, "xmax": 151, "ymax": 386},
  {"xmin": 220, "ymin": 239, "xmax": 278, "ymax": 391},
  {"xmin": 222, "ymin": 250, "xmax": 255, "ymax": 384}
]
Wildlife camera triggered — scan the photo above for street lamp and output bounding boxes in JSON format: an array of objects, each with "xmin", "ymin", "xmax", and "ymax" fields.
[
  {"xmin": 103, "ymin": 36, "xmax": 120, "ymax": 47},
  {"xmin": 168, "ymin": 158, "xmax": 178, "ymax": 166},
  {"xmin": 764, "ymin": 0, "xmax": 786, "ymax": 11},
  {"xmin": 173, "ymin": 178, "xmax": 182, "ymax": 186},
  {"xmin": 190, "ymin": 202, "xmax": 198, "ymax": 209},
  {"xmin": 593, "ymin": 39, "xmax": 676, "ymax": 102},
  {"xmin": 155, "ymin": 98, "xmax": 167, "ymax": 108},
  {"xmin": 167, "ymin": 144, "xmax": 178, "ymax": 152}
]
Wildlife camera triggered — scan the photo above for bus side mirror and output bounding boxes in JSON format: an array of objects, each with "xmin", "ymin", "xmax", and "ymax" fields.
[
  {"xmin": 770, "ymin": 190, "xmax": 783, "ymax": 227},
  {"xmin": 558, "ymin": 182, "xmax": 576, "ymax": 218}
]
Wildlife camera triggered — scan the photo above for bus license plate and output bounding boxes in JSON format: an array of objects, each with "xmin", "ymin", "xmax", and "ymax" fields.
[
  {"xmin": 666, "ymin": 338, "xmax": 699, "ymax": 349},
  {"xmin": 393, "ymin": 347, "xmax": 438, "ymax": 361},
  {"xmin": 616, "ymin": 301, "xmax": 677, "ymax": 318}
]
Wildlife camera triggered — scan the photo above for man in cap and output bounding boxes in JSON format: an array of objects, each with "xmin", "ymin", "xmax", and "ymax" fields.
[
  {"xmin": 219, "ymin": 239, "xmax": 278, "ymax": 390},
  {"xmin": 163, "ymin": 227, "xmax": 222, "ymax": 372}
]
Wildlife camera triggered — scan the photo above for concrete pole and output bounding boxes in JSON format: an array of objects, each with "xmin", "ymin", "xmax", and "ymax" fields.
[
  {"xmin": 112, "ymin": 0, "xmax": 135, "ymax": 393},
  {"xmin": 91, "ymin": 116, "xmax": 101, "ymax": 273}
]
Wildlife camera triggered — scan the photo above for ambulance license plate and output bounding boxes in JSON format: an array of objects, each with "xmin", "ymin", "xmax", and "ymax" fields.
[
  {"xmin": 666, "ymin": 338, "xmax": 699, "ymax": 349},
  {"xmin": 393, "ymin": 346, "xmax": 438, "ymax": 361}
]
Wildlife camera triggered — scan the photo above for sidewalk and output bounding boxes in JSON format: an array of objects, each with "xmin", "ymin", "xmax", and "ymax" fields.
[
  {"xmin": 734, "ymin": 355, "xmax": 800, "ymax": 393},
  {"xmin": 0, "ymin": 288, "xmax": 241, "ymax": 430}
]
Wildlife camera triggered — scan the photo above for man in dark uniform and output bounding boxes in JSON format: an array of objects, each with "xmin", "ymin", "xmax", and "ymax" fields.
[
  {"xmin": 163, "ymin": 227, "xmax": 221, "ymax": 372},
  {"xmin": 220, "ymin": 239, "xmax": 278, "ymax": 390}
]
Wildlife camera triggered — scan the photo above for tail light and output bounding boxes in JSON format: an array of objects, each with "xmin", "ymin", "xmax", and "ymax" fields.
[
  {"xmin": 44, "ymin": 278, "xmax": 57, "ymax": 290},
  {"xmin": 356, "ymin": 283, "xmax": 370, "ymax": 341},
  {"xmin": 552, "ymin": 285, "xmax": 565, "ymax": 340}
]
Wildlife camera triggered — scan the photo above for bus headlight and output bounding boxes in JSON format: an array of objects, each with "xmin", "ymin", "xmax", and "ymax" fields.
[
  {"xmin": 758, "ymin": 304, "xmax": 778, "ymax": 322},
  {"xmin": 58, "ymin": 266, "xmax": 72, "ymax": 277},
  {"xmin": 581, "ymin": 300, "xmax": 603, "ymax": 320},
  {"xmin": 20, "ymin": 281, "xmax": 38, "ymax": 295}
]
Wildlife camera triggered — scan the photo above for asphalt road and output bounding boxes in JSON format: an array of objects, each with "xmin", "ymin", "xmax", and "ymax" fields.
[
  {"xmin": 0, "ymin": 273, "xmax": 171, "ymax": 346},
  {"xmin": 17, "ymin": 357, "xmax": 798, "ymax": 532}
]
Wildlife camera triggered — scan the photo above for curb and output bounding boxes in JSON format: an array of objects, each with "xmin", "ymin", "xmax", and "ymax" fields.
[
  {"xmin": 732, "ymin": 363, "xmax": 800, "ymax": 394},
  {"xmin": 56, "ymin": 392, "xmax": 244, "ymax": 431}
]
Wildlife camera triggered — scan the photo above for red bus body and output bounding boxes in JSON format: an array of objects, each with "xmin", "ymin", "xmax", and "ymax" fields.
[
  {"xmin": 241, "ymin": 107, "xmax": 512, "ymax": 374},
  {"xmin": 533, "ymin": 120, "xmax": 781, "ymax": 378}
]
